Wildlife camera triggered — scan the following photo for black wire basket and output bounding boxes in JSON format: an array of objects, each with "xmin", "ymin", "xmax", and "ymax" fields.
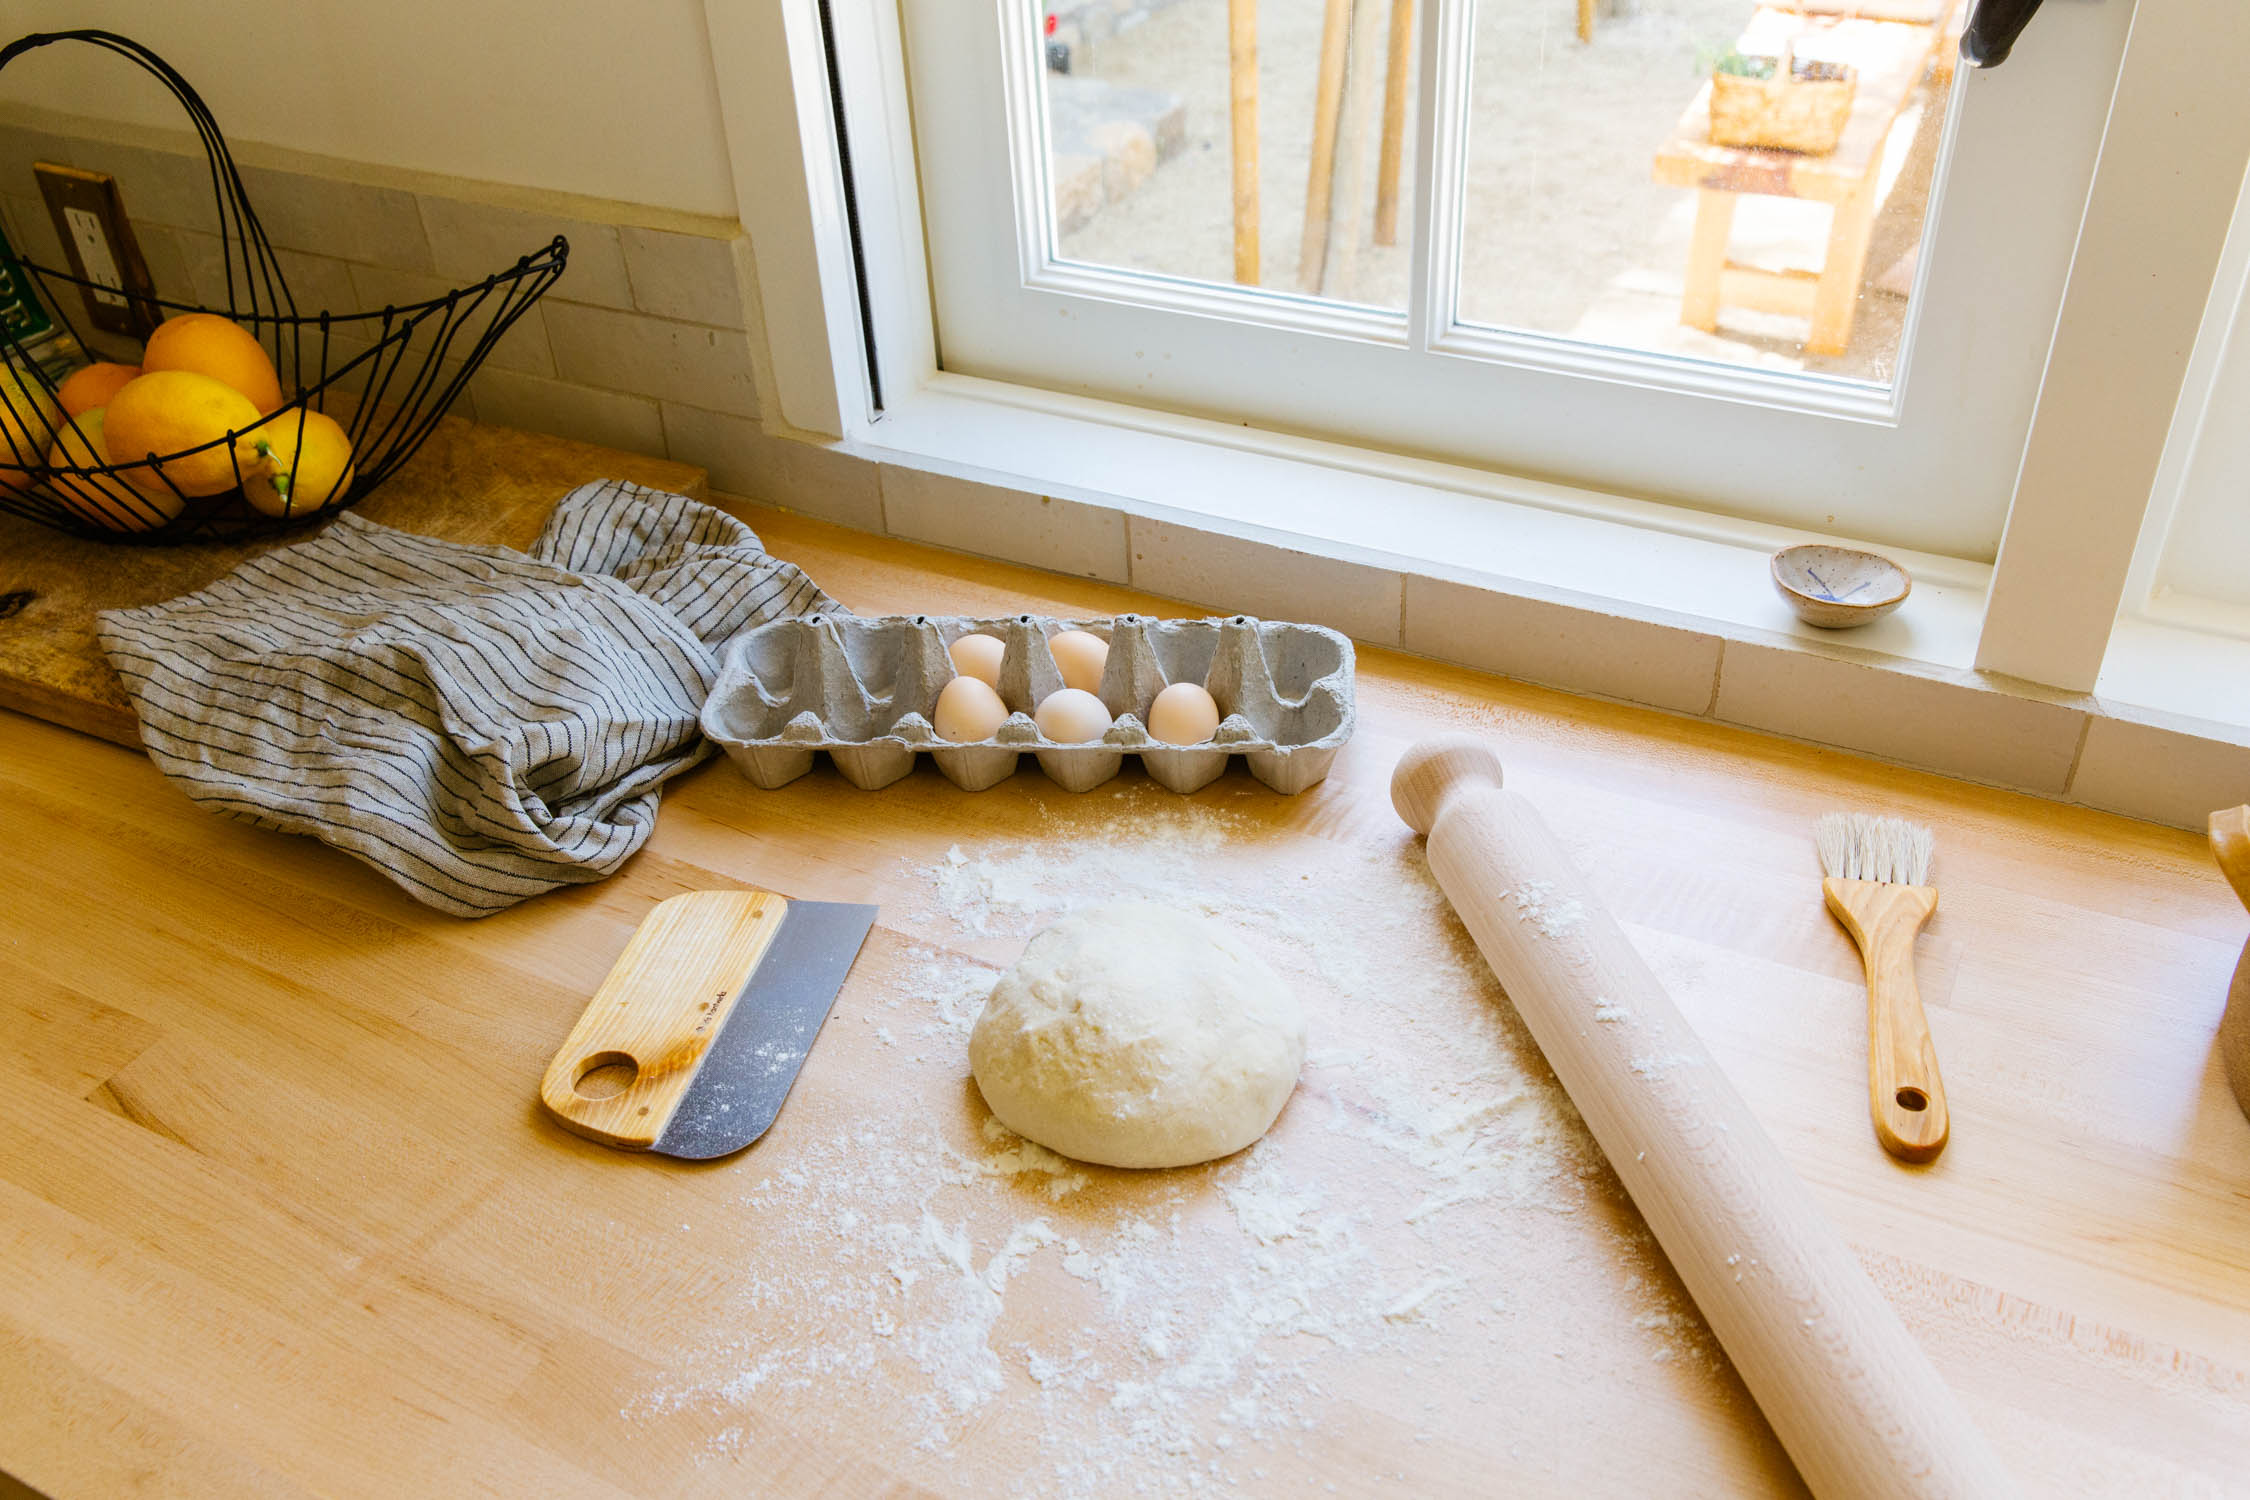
[{"xmin": 0, "ymin": 30, "xmax": 567, "ymax": 545}]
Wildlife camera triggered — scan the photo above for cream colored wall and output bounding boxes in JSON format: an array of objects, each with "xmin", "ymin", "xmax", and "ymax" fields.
[{"xmin": 0, "ymin": 0, "xmax": 738, "ymax": 217}]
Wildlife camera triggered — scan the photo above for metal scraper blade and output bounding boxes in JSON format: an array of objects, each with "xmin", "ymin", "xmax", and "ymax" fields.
[{"xmin": 651, "ymin": 898, "xmax": 877, "ymax": 1160}]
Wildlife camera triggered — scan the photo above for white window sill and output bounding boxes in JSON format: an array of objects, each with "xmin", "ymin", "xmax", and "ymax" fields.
[
  {"xmin": 868, "ymin": 373, "xmax": 1998, "ymax": 675},
  {"xmin": 754, "ymin": 371, "xmax": 2246, "ymax": 830}
]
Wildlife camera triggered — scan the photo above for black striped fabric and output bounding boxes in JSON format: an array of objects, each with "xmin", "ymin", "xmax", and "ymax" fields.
[{"xmin": 97, "ymin": 480, "xmax": 840, "ymax": 918}]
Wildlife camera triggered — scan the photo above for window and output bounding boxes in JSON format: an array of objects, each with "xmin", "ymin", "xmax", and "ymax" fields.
[
  {"xmin": 721, "ymin": 0, "xmax": 2250, "ymax": 700},
  {"xmin": 2131, "ymin": 155, "xmax": 2250, "ymax": 629},
  {"xmin": 906, "ymin": 0, "xmax": 2140, "ymax": 561}
]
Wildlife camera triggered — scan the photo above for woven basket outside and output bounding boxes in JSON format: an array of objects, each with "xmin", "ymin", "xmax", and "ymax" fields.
[{"xmin": 1709, "ymin": 61, "xmax": 1856, "ymax": 154}]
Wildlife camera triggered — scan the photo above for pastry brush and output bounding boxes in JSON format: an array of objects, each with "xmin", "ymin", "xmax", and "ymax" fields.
[{"xmin": 1816, "ymin": 812, "xmax": 1948, "ymax": 1163}]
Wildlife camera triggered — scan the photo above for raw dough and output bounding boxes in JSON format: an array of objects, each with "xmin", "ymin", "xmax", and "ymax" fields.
[{"xmin": 969, "ymin": 903, "xmax": 1305, "ymax": 1168}]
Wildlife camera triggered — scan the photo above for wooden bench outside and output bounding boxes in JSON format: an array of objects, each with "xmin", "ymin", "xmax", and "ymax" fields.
[{"xmin": 1651, "ymin": 4, "xmax": 1959, "ymax": 356}]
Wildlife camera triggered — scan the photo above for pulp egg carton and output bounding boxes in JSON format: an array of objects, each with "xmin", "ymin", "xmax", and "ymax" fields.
[{"xmin": 701, "ymin": 612, "xmax": 1354, "ymax": 795}]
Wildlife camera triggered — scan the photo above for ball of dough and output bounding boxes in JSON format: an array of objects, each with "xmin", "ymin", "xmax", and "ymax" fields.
[{"xmin": 969, "ymin": 903, "xmax": 1306, "ymax": 1168}]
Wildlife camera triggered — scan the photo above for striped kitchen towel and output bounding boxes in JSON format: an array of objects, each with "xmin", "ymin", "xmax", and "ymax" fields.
[{"xmin": 97, "ymin": 480, "xmax": 840, "ymax": 918}]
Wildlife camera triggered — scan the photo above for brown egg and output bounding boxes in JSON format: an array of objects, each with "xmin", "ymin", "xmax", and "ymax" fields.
[
  {"xmin": 948, "ymin": 632, "xmax": 1005, "ymax": 689},
  {"xmin": 934, "ymin": 675, "xmax": 1009, "ymax": 742},
  {"xmin": 1148, "ymin": 682, "xmax": 1221, "ymax": 745},
  {"xmin": 1034, "ymin": 687, "xmax": 1112, "ymax": 743},
  {"xmin": 1047, "ymin": 629, "xmax": 1109, "ymax": 694}
]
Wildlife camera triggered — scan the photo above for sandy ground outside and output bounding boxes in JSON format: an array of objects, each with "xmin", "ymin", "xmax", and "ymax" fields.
[{"xmin": 1051, "ymin": 0, "xmax": 1949, "ymax": 385}]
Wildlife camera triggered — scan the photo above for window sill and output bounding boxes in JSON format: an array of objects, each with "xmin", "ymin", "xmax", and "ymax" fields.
[
  {"xmin": 872, "ymin": 373, "xmax": 1998, "ymax": 671},
  {"xmin": 748, "ymin": 372, "xmax": 2245, "ymax": 831}
]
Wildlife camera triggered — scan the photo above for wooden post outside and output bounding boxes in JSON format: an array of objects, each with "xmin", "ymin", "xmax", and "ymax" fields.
[
  {"xmin": 1374, "ymin": 0, "xmax": 1413, "ymax": 246},
  {"xmin": 1680, "ymin": 189, "xmax": 1736, "ymax": 331},
  {"xmin": 1807, "ymin": 184, "xmax": 1877, "ymax": 356},
  {"xmin": 1325, "ymin": 0, "xmax": 1388, "ymax": 298},
  {"xmin": 1297, "ymin": 0, "xmax": 1353, "ymax": 292},
  {"xmin": 1579, "ymin": 0, "xmax": 1595, "ymax": 44},
  {"xmin": 1229, "ymin": 0, "xmax": 1261, "ymax": 284}
]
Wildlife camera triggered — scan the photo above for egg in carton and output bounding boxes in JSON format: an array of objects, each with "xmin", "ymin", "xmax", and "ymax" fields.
[{"xmin": 700, "ymin": 612, "xmax": 1355, "ymax": 795}]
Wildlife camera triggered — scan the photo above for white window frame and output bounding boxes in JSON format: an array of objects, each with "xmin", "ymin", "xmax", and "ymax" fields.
[
  {"xmin": 912, "ymin": 0, "xmax": 2143, "ymax": 566},
  {"xmin": 708, "ymin": 0, "xmax": 2250, "ymax": 699},
  {"xmin": 2120, "ymin": 149, "xmax": 2250, "ymax": 639}
]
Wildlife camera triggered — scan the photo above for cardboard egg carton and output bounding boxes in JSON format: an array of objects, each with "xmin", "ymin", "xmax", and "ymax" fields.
[{"xmin": 701, "ymin": 612, "xmax": 1355, "ymax": 795}]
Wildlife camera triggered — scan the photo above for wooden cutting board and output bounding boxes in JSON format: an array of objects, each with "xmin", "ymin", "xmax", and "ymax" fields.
[{"xmin": 0, "ymin": 414, "xmax": 706, "ymax": 748}]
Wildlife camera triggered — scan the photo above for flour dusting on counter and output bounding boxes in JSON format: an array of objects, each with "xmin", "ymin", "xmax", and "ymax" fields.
[{"xmin": 630, "ymin": 786, "xmax": 1721, "ymax": 1496}]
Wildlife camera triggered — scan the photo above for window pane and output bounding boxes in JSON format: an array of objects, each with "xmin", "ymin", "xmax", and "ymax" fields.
[
  {"xmin": 1041, "ymin": 0, "xmax": 1418, "ymax": 311},
  {"xmin": 1456, "ymin": 0, "xmax": 1960, "ymax": 386},
  {"xmin": 2152, "ymin": 251, "xmax": 2250, "ymax": 610}
]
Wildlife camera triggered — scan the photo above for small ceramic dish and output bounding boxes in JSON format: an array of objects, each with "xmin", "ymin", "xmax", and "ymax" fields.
[{"xmin": 1770, "ymin": 544, "xmax": 1911, "ymax": 628}]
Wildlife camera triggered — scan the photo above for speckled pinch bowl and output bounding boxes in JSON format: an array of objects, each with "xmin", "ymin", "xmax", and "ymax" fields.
[{"xmin": 1770, "ymin": 545, "xmax": 1911, "ymax": 629}]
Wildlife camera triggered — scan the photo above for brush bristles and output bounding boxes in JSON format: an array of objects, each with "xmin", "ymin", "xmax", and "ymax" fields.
[{"xmin": 1815, "ymin": 812, "xmax": 1934, "ymax": 885}]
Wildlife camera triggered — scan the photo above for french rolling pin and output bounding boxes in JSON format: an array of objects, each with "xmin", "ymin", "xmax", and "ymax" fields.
[{"xmin": 1392, "ymin": 737, "xmax": 2013, "ymax": 1500}]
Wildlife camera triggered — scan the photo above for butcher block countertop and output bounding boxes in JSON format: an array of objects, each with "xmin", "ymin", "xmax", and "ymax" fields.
[{"xmin": 5, "ymin": 482, "xmax": 2250, "ymax": 1499}]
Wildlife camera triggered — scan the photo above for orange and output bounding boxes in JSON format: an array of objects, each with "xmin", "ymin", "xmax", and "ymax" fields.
[
  {"xmin": 104, "ymin": 370, "xmax": 264, "ymax": 498},
  {"xmin": 46, "ymin": 408, "xmax": 184, "ymax": 532},
  {"xmin": 242, "ymin": 408, "xmax": 355, "ymax": 518},
  {"xmin": 141, "ymin": 313, "xmax": 284, "ymax": 413},
  {"xmin": 0, "ymin": 365, "xmax": 61, "ymax": 494},
  {"xmin": 58, "ymin": 361, "xmax": 141, "ymax": 418}
]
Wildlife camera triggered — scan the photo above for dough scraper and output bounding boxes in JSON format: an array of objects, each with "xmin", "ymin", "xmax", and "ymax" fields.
[{"xmin": 539, "ymin": 888, "xmax": 876, "ymax": 1159}]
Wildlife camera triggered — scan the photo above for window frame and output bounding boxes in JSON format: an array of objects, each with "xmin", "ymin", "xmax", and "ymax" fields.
[
  {"xmin": 711, "ymin": 0, "xmax": 2250, "ymax": 697},
  {"xmin": 911, "ymin": 0, "xmax": 2152, "ymax": 565}
]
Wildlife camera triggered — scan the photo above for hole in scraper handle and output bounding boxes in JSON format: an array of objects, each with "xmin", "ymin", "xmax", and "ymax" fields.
[
  {"xmin": 1894, "ymin": 1086, "xmax": 1929, "ymax": 1112},
  {"xmin": 575, "ymin": 1051, "xmax": 638, "ymax": 1100}
]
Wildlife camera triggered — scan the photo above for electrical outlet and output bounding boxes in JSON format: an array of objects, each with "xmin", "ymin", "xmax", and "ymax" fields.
[{"xmin": 34, "ymin": 162, "xmax": 159, "ymax": 340}]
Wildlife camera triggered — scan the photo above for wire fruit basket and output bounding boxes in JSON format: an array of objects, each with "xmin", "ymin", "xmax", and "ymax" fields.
[{"xmin": 0, "ymin": 30, "xmax": 567, "ymax": 545}]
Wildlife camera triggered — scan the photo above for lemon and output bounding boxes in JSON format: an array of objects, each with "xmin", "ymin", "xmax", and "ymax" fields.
[
  {"xmin": 242, "ymin": 409, "xmax": 356, "ymax": 518},
  {"xmin": 141, "ymin": 313, "xmax": 284, "ymax": 413},
  {"xmin": 46, "ymin": 408, "xmax": 184, "ymax": 532},
  {"xmin": 0, "ymin": 364, "xmax": 62, "ymax": 494},
  {"xmin": 104, "ymin": 370, "xmax": 264, "ymax": 498},
  {"xmin": 58, "ymin": 361, "xmax": 141, "ymax": 418}
]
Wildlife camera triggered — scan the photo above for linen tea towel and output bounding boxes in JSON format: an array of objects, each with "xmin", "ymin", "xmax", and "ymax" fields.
[{"xmin": 96, "ymin": 480, "xmax": 840, "ymax": 917}]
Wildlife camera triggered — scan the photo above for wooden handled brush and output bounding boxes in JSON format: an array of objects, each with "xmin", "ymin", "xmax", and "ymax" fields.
[{"xmin": 1817, "ymin": 813, "xmax": 1948, "ymax": 1163}]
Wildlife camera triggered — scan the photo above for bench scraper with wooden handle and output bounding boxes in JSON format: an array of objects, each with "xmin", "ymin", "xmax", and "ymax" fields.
[{"xmin": 540, "ymin": 889, "xmax": 876, "ymax": 1159}]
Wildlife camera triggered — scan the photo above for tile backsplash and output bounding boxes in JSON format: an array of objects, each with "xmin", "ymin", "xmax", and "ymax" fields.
[{"xmin": 0, "ymin": 119, "xmax": 757, "ymax": 483}]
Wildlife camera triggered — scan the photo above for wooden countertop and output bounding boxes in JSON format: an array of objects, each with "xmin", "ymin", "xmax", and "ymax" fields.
[{"xmin": 5, "ymin": 498, "xmax": 2249, "ymax": 1499}]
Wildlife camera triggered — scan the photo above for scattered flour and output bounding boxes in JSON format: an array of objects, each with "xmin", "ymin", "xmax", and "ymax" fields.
[
  {"xmin": 1507, "ymin": 879, "xmax": 1589, "ymax": 938},
  {"xmin": 628, "ymin": 789, "xmax": 1707, "ymax": 1495},
  {"xmin": 980, "ymin": 1117, "xmax": 1091, "ymax": 1200},
  {"xmin": 1381, "ymin": 1275, "xmax": 1467, "ymax": 1324}
]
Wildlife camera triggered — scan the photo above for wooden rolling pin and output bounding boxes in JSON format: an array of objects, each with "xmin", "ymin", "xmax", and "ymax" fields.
[{"xmin": 1392, "ymin": 737, "xmax": 2014, "ymax": 1500}]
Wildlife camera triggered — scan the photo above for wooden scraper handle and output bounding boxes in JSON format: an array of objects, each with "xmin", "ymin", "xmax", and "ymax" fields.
[{"xmin": 1393, "ymin": 736, "xmax": 2014, "ymax": 1500}]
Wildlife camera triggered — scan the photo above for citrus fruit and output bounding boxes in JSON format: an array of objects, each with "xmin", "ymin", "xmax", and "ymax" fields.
[
  {"xmin": 242, "ymin": 408, "xmax": 355, "ymax": 518},
  {"xmin": 141, "ymin": 312, "xmax": 284, "ymax": 413},
  {"xmin": 0, "ymin": 365, "xmax": 61, "ymax": 493},
  {"xmin": 58, "ymin": 361, "xmax": 141, "ymax": 418},
  {"xmin": 104, "ymin": 370, "xmax": 264, "ymax": 498},
  {"xmin": 45, "ymin": 408, "xmax": 184, "ymax": 532}
]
